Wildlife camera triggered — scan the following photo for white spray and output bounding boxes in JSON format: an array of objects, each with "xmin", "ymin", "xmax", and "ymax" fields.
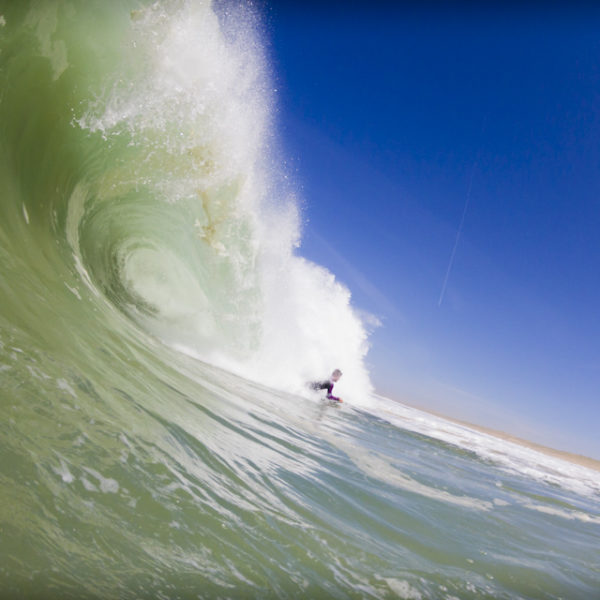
[{"xmin": 77, "ymin": 0, "xmax": 373, "ymax": 402}]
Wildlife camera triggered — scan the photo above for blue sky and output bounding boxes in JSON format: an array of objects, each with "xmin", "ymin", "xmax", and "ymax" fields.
[{"xmin": 265, "ymin": 3, "xmax": 600, "ymax": 458}]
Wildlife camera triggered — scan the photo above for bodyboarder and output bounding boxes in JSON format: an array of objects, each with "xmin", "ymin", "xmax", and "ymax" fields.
[{"xmin": 309, "ymin": 369, "xmax": 343, "ymax": 402}]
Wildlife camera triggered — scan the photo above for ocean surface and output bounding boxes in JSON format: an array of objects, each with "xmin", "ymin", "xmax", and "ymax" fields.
[{"xmin": 1, "ymin": 2, "xmax": 599, "ymax": 598}]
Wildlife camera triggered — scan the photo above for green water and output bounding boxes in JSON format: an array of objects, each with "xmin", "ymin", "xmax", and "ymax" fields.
[{"xmin": 1, "ymin": 2, "xmax": 599, "ymax": 598}]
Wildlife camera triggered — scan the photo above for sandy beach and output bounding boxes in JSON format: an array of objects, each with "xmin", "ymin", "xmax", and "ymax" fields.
[{"xmin": 412, "ymin": 405, "xmax": 600, "ymax": 473}]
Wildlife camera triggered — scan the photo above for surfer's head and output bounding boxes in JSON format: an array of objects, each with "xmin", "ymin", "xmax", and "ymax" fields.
[{"xmin": 331, "ymin": 369, "xmax": 342, "ymax": 382}]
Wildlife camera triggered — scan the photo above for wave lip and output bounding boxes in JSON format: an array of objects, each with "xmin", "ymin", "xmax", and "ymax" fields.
[{"xmin": 0, "ymin": 0, "xmax": 373, "ymax": 400}]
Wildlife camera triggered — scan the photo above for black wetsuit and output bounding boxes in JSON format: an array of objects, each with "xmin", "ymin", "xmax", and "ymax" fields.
[{"xmin": 310, "ymin": 379, "xmax": 339, "ymax": 401}]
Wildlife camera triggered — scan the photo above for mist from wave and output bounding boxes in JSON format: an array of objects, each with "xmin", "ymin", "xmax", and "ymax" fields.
[{"xmin": 1, "ymin": 0, "xmax": 373, "ymax": 402}]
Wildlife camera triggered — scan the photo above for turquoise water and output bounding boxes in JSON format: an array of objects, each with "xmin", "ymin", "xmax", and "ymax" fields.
[{"xmin": 1, "ymin": 2, "xmax": 599, "ymax": 598}]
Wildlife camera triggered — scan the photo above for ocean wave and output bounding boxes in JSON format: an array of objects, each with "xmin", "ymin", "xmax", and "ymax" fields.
[{"xmin": 0, "ymin": 0, "xmax": 372, "ymax": 400}]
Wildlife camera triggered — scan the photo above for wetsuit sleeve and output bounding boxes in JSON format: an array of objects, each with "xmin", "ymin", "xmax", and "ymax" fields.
[
  {"xmin": 311, "ymin": 380, "xmax": 331, "ymax": 391},
  {"xmin": 326, "ymin": 382, "xmax": 340, "ymax": 401}
]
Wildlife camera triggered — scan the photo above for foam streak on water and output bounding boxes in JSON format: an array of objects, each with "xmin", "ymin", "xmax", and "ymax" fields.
[{"xmin": 370, "ymin": 395, "xmax": 600, "ymax": 500}]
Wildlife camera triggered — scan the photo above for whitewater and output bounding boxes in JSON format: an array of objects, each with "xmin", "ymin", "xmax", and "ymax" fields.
[{"xmin": 0, "ymin": 1, "xmax": 599, "ymax": 598}]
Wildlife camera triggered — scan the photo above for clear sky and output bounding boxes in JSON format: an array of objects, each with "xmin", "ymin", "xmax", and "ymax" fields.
[{"xmin": 264, "ymin": 2, "xmax": 600, "ymax": 458}]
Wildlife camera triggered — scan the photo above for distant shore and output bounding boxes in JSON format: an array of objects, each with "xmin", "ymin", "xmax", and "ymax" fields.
[{"xmin": 406, "ymin": 403, "xmax": 600, "ymax": 473}]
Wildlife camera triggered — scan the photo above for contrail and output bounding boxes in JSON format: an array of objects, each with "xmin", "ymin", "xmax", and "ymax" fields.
[
  {"xmin": 438, "ymin": 114, "xmax": 488, "ymax": 308},
  {"xmin": 437, "ymin": 160, "xmax": 477, "ymax": 307}
]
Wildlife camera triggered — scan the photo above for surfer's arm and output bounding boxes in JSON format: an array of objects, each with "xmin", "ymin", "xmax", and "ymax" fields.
[{"xmin": 325, "ymin": 382, "xmax": 342, "ymax": 401}]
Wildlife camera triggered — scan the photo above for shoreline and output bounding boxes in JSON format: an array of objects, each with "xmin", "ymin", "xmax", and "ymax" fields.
[{"xmin": 404, "ymin": 402, "xmax": 600, "ymax": 473}]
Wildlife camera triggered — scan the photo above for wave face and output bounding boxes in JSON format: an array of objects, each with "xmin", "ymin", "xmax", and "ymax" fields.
[
  {"xmin": 0, "ymin": 0, "xmax": 371, "ymax": 399},
  {"xmin": 2, "ymin": 3, "xmax": 600, "ymax": 600}
]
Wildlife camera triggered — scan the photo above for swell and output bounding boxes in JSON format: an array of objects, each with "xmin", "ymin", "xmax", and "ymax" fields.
[{"xmin": 0, "ymin": 1, "xmax": 373, "ymax": 400}]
